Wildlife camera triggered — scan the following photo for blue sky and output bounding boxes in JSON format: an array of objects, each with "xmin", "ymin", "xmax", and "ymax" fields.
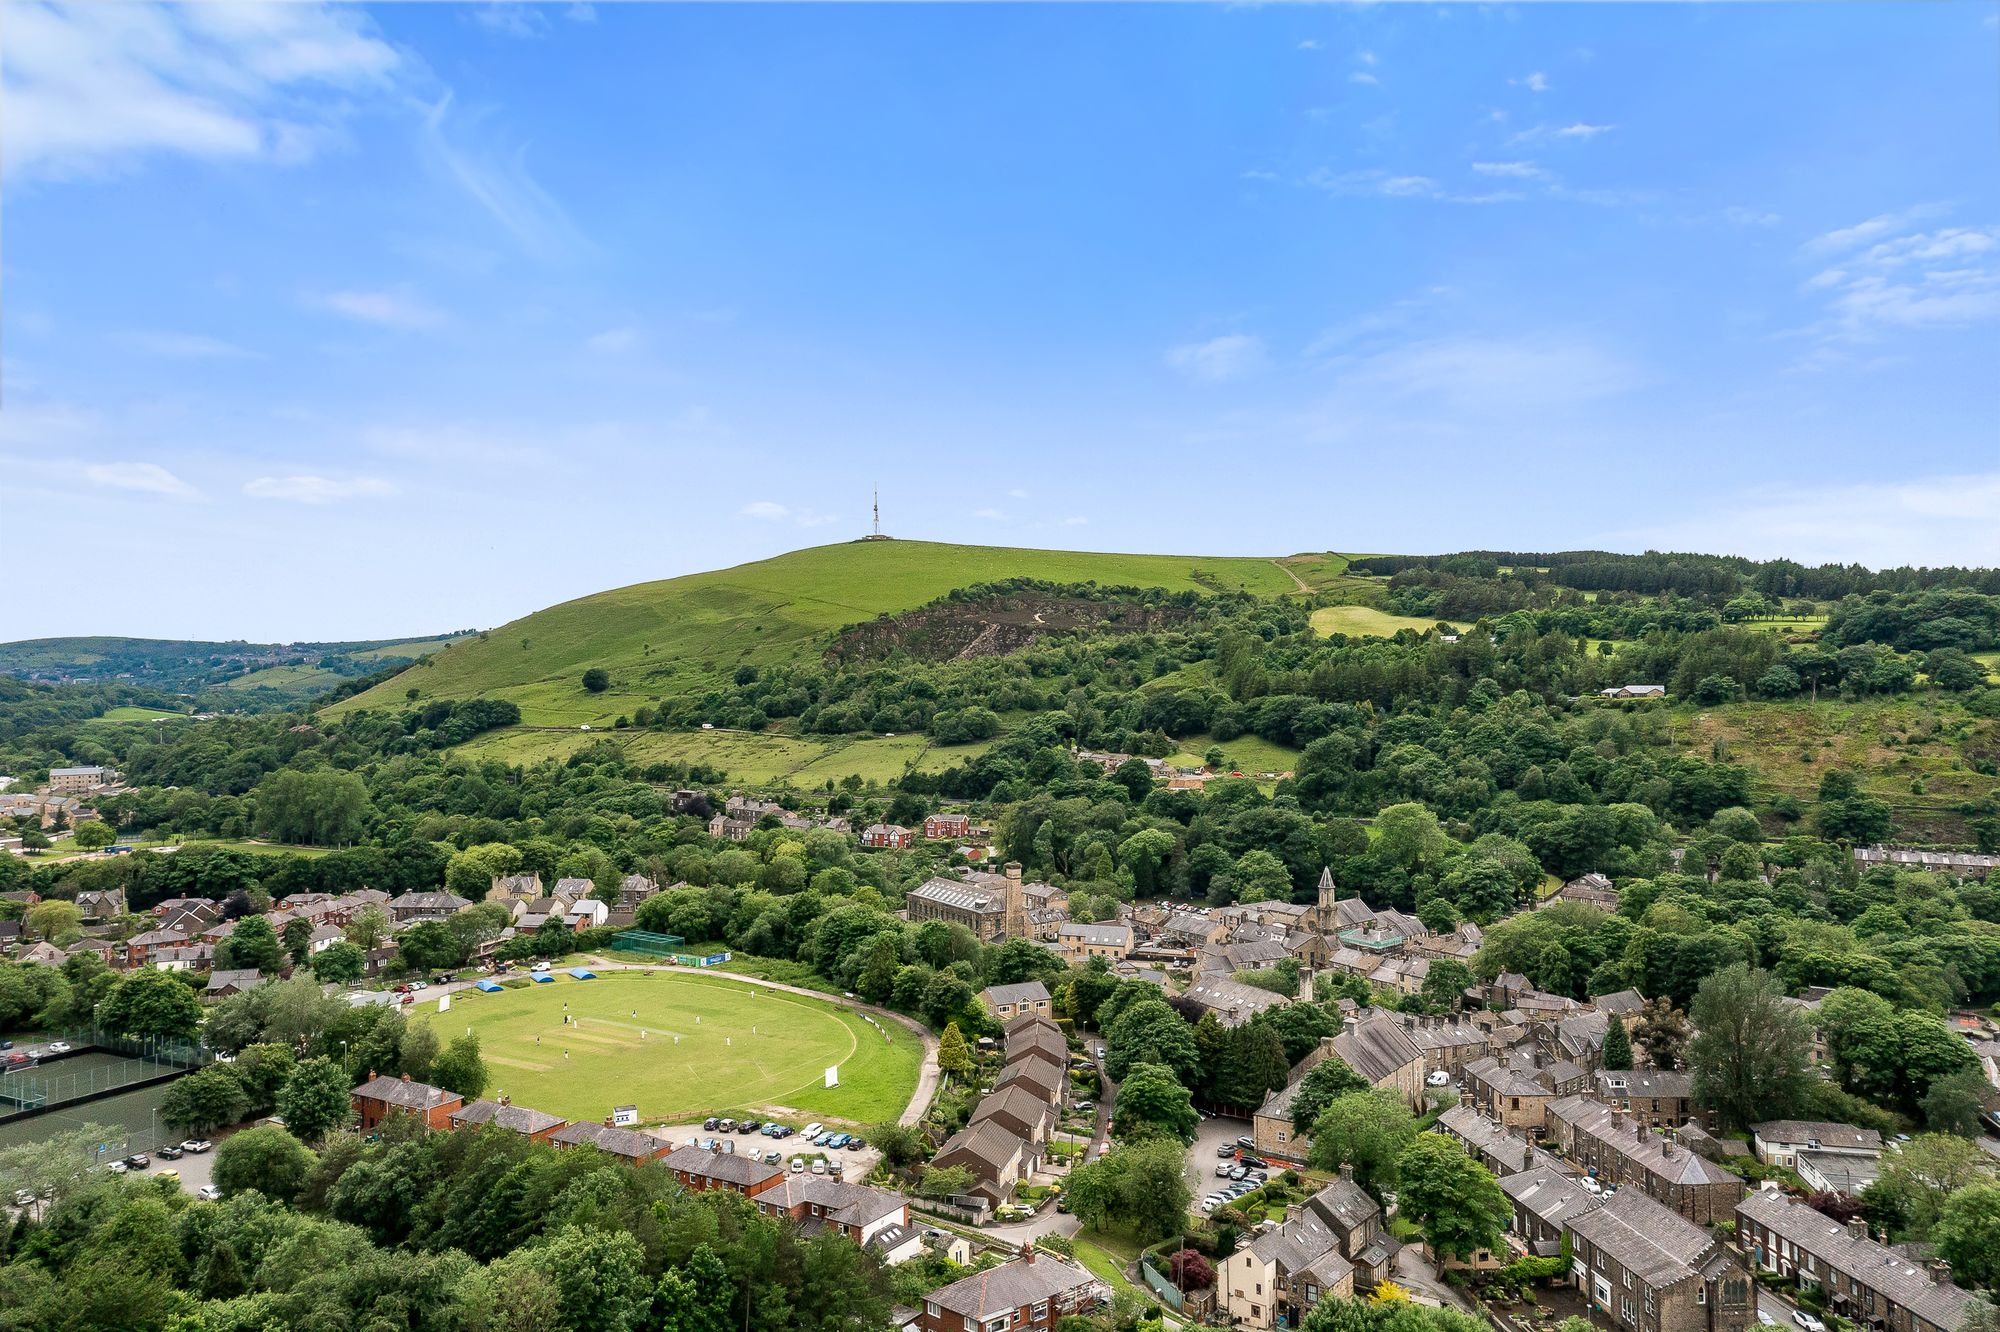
[{"xmin": 4, "ymin": 1, "xmax": 1997, "ymax": 642}]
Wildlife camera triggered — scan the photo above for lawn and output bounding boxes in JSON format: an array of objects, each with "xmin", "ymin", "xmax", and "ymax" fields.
[
  {"xmin": 96, "ymin": 706, "xmax": 190, "ymax": 722},
  {"xmin": 218, "ymin": 663, "xmax": 348, "ymax": 692},
  {"xmin": 324, "ymin": 541, "xmax": 1306, "ymax": 726},
  {"xmin": 455, "ymin": 725, "xmax": 1000, "ymax": 788},
  {"xmin": 414, "ymin": 970, "xmax": 924, "ymax": 1126},
  {"xmin": 1310, "ymin": 605, "xmax": 1468, "ymax": 639},
  {"xmin": 1165, "ymin": 732, "xmax": 1302, "ymax": 777}
]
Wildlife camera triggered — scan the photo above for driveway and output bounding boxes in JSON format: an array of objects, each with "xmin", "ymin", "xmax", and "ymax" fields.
[{"xmin": 1184, "ymin": 1112, "xmax": 1252, "ymax": 1205}]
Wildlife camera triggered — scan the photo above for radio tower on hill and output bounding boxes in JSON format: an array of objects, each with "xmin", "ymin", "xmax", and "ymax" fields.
[{"xmin": 860, "ymin": 486, "xmax": 893, "ymax": 540}]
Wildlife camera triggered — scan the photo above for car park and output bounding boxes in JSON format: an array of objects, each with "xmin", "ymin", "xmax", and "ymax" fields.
[
  {"xmin": 703, "ymin": 1117, "xmax": 720, "ymax": 1131},
  {"xmin": 197, "ymin": 1185, "xmax": 223, "ymax": 1202},
  {"xmin": 1217, "ymin": 1144, "xmax": 1238, "ymax": 1158},
  {"xmin": 46, "ymin": 1042, "xmax": 71, "ymax": 1055},
  {"xmin": 810, "ymin": 1159, "xmax": 827, "ymax": 1174},
  {"xmin": 718, "ymin": 1118, "xmax": 736, "ymax": 1132},
  {"xmin": 1235, "ymin": 1135, "xmax": 1255, "ymax": 1150},
  {"xmin": 740, "ymin": 1120, "xmax": 761, "ymax": 1133},
  {"xmin": 107, "ymin": 1161, "xmax": 128, "ymax": 1174},
  {"xmin": 155, "ymin": 1168, "xmax": 180, "ymax": 1184},
  {"xmin": 185, "ymin": 1140, "xmax": 211, "ymax": 1154},
  {"xmin": 790, "ymin": 1158, "xmax": 805, "ymax": 1173},
  {"xmin": 764, "ymin": 1149, "xmax": 782, "ymax": 1164},
  {"xmin": 1216, "ymin": 1162, "xmax": 1235, "ymax": 1177}
]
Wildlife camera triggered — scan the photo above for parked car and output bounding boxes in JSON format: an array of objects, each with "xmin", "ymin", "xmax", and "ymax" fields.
[
  {"xmin": 1240, "ymin": 1156, "xmax": 1269, "ymax": 1170},
  {"xmin": 107, "ymin": 1161, "xmax": 128, "ymax": 1175},
  {"xmin": 1215, "ymin": 1162, "xmax": 1235, "ymax": 1177},
  {"xmin": 1793, "ymin": 1314, "xmax": 1826, "ymax": 1332},
  {"xmin": 157, "ymin": 1145, "xmax": 183, "ymax": 1160},
  {"xmin": 740, "ymin": 1120, "xmax": 761, "ymax": 1134},
  {"xmin": 1073, "ymin": 1100, "xmax": 1094, "ymax": 1113},
  {"xmin": 197, "ymin": 1185, "xmax": 224, "ymax": 1202},
  {"xmin": 184, "ymin": 1140, "xmax": 211, "ymax": 1154},
  {"xmin": 791, "ymin": 1158, "xmax": 806, "ymax": 1173},
  {"xmin": 1228, "ymin": 1165, "xmax": 1247, "ymax": 1180},
  {"xmin": 703, "ymin": 1117, "xmax": 720, "ymax": 1131},
  {"xmin": 155, "ymin": 1168, "xmax": 180, "ymax": 1183},
  {"xmin": 764, "ymin": 1149, "xmax": 782, "ymax": 1164},
  {"xmin": 718, "ymin": 1118, "xmax": 737, "ymax": 1132},
  {"xmin": 1425, "ymin": 1070, "xmax": 1451, "ymax": 1087},
  {"xmin": 46, "ymin": 1042, "xmax": 71, "ymax": 1055},
  {"xmin": 124, "ymin": 1153, "xmax": 150, "ymax": 1169},
  {"xmin": 1217, "ymin": 1144, "xmax": 1238, "ymax": 1158},
  {"xmin": 699, "ymin": 1137, "xmax": 716, "ymax": 1150},
  {"xmin": 409, "ymin": 981, "xmax": 428, "ymax": 992},
  {"xmin": 530, "ymin": 961, "xmax": 551, "ymax": 974},
  {"xmin": 1235, "ymin": 1135, "xmax": 1255, "ymax": 1150},
  {"xmin": 1200, "ymin": 1200, "xmax": 1219, "ymax": 1215},
  {"xmin": 810, "ymin": 1159, "xmax": 827, "ymax": 1175},
  {"xmin": 802, "ymin": 1123, "xmax": 823, "ymax": 1139},
  {"xmin": 11, "ymin": 1190, "xmax": 33, "ymax": 1207},
  {"xmin": 1758, "ymin": 1315, "xmax": 1777, "ymax": 1327},
  {"xmin": 772, "ymin": 1125, "xmax": 792, "ymax": 1138}
]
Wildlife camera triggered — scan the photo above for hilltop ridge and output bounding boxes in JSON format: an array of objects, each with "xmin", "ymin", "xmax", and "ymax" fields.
[{"xmin": 324, "ymin": 541, "xmax": 1341, "ymax": 726}]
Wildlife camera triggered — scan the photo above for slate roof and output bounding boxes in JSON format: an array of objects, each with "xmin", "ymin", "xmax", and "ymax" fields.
[
  {"xmin": 1501, "ymin": 1166, "xmax": 1598, "ymax": 1232},
  {"xmin": 1549, "ymin": 1096, "xmax": 1743, "ymax": 1187},
  {"xmin": 908, "ymin": 877, "xmax": 1003, "ymax": 915},
  {"xmin": 1594, "ymin": 1068, "xmax": 1695, "ymax": 1100},
  {"xmin": 924, "ymin": 1253, "xmax": 1098, "ymax": 1320},
  {"xmin": 1057, "ymin": 922, "xmax": 1132, "ymax": 948},
  {"xmin": 1738, "ymin": 1190, "xmax": 1980, "ymax": 1332},
  {"xmin": 451, "ymin": 1099, "xmax": 567, "ymax": 1135},
  {"xmin": 934, "ymin": 1120, "xmax": 1026, "ymax": 1177},
  {"xmin": 1331, "ymin": 1015, "xmax": 1422, "ymax": 1085},
  {"xmin": 662, "ymin": 1142, "xmax": 783, "ymax": 1184},
  {"xmin": 1184, "ymin": 975, "xmax": 1288, "ymax": 1027},
  {"xmin": 553, "ymin": 1121, "xmax": 665, "ymax": 1160},
  {"xmin": 1593, "ymin": 988, "xmax": 1646, "ymax": 1016},
  {"xmin": 353, "ymin": 1074, "xmax": 459, "ymax": 1113},
  {"xmin": 1752, "ymin": 1121, "xmax": 1883, "ymax": 1153},
  {"xmin": 1569, "ymin": 1186, "xmax": 1720, "ymax": 1287},
  {"xmin": 1305, "ymin": 1175, "xmax": 1381, "ymax": 1234},
  {"xmin": 982, "ymin": 981, "xmax": 1050, "ymax": 1009},
  {"xmin": 206, "ymin": 968, "xmax": 262, "ymax": 993},
  {"xmin": 763, "ymin": 1175, "xmax": 907, "ymax": 1229}
]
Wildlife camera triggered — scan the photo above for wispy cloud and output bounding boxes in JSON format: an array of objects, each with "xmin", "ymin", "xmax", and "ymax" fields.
[
  {"xmin": 1326, "ymin": 335, "xmax": 1642, "ymax": 414},
  {"xmin": 84, "ymin": 461, "xmax": 199, "ymax": 498},
  {"xmin": 419, "ymin": 93, "xmax": 586, "ymax": 262},
  {"xmin": 1062, "ymin": 516, "xmax": 1089, "ymax": 527},
  {"xmin": 1349, "ymin": 72, "xmax": 1380, "ymax": 87},
  {"xmin": 1510, "ymin": 122, "xmax": 1617, "ymax": 145},
  {"xmin": 1793, "ymin": 210, "xmax": 2000, "ymax": 361},
  {"xmin": 313, "ymin": 288, "xmax": 446, "ymax": 329},
  {"xmin": 244, "ymin": 475, "xmax": 395, "ymax": 503},
  {"xmin": 1, "ymin": 1, "xmax": 400, "ymax": 180},
  {"xmin": 971, "ymin": 507, "xmax": 1011, "ymax": 522},
  {"xmin": 116, "ymin": 330, "xmax": 258, "ymax": 360},
  {"xmin": 1512, "ymin": 71, "xmax": 1551, "ymax": 93},
  {"xmin": 1471, "ymin": 161, "xmax": 1549, "ymax": 181},
  {"xmin": 1308, "ymin": 168, "xmax": 1522, "ymax": 206},
  {"xmin": 469, "ymin": 3, "xmax": 549, "ymax": 39},
  {"xmin": 1297, "ymin": 39, "xmax": 1321, "ymax": 52},
  {"xmin": 1007, "ymin": 488, "xmax": 1030, "ymax": 499},
  {"xmin": 1165, "ymin": 333, "xmax": 1268, "ymax": 383}
]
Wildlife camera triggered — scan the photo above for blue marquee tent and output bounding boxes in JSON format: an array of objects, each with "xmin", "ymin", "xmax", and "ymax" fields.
[
  {"xmin": 474, "ymin": 979, "xmax": 503, "ymax": 993},
  {"xmin": 568, "ymin": 968, "xmax": 596, "ymax": 980},
  {"xmin": 531, "ymin": 974, "xmax": 554, "ymax": 984}
]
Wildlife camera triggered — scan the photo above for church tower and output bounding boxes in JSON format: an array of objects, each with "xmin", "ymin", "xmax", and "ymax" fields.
[{"xmin": 1316, "ymin": 865, "xmax": 1339, "ymax": 934}]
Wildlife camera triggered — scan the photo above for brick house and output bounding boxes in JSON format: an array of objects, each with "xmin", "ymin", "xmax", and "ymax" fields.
[
  {"xmin": 923, "ymin": 813, "xmax": 972, "ymax": 840},
  {"xmin": 861, "ymin": 823, "xmax": 913, "ymax": 849},
  {"xmin": 752, "ymin": 1175, "xmax": 922, "ymax": 1264},
  {"xmin": 663, "ymin": 1143, "xmax": 786, "ymax": 1196},
  {"xmin": 929, "ymin": 1120, "xmax": 1029, "ymax": 1207},
  {"xmin": 550, "ymin": 1119, "xmax": 672, "ymax": 1165},
  {"xmin": 352, "ymin": 1073, "xmax": 462, "ymax": 1132}
]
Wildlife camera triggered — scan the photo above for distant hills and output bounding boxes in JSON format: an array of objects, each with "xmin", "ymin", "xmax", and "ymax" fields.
[
  {"xmin": 323, "ymin": 541, "xmax": 1346, "ymax": 726},
  {"xmin": 0, "ymin": 632, "xmax": 476, "ymax": 697}
]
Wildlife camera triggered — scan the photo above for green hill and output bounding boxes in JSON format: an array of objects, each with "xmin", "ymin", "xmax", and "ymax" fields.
[{"xmin": 326, "ymin": 541, "xmax": 1324, "ymax": 726}]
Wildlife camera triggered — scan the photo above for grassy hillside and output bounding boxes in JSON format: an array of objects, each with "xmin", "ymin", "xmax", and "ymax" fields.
[
  {"xmin": 326, "ymin": 541, "xmax": 1308, "ymax": 726},
  {"xmin": 1310, "ymin": 605, "xmax": 1469, "ymax": 638}
]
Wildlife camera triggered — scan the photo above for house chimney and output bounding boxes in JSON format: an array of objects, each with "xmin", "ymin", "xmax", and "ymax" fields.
[
  {"xmin": 1005, "ymin": 862, "xmax": 1023, "ymax": 883},
  {"xmin": 368, "ymin": 1068, "xmax": 378, "ymax": 1081},
  {"xmin": 1339, "ymin": 1164, "xmax": 1354, "ymax": 1181},
  {"xmin": 1611, "ymin": 1109, "xmax": 1625, "ymax": 1130},
  {"xmin": 1927, "ymin": 1258, "xmax": 1952, "ymax": 1283},
  {"xmin": 401, "ymin": 1072, "xmax": 411, "ymax": 1082},
  {"xmin": 1847, "ymin": 1219, "xmax": 1869, "ymax": 1242},
  {"xmin": 1021, "ymin": 1241, "xmax": 1036, "ymax": 1265},
  {"xmin": 604, "ymin": 1115, "xmax": 616, "ymax": 1128}
]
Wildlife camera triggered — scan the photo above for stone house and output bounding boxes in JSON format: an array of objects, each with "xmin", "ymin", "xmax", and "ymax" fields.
[{"xmin": 1567, "ymin": 1188, "xmax": 1755, "ymax": 1332}]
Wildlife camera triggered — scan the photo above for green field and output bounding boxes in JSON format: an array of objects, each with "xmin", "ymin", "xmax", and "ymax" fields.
[
  {"xmin": 454, "ymin": 725, "xmax": 998, "ymax": 786},
  {"xmin": 219, "ymin": 663, "xmax": 348, "ymax": 692},
  {"xmin": 96, "ymin": 706, "xmax": 189, "ymax": 722},
  {"xmin": 325, "ymin": 541, "xmax": 1308, "ymax": 726},
  {"xmin": 1310, "ymin": 605, "xmax": 1467, "ymax": 638},
  {"xmin": 415, "ymin": 971, "xmax": 924, "ymax": 1125},
  {"xmin": 1165, "ymin": 732, "xmax": 1302, "ymax": 776},
  {"xmin": 348, "ymin": 634, "xmax": 475, "ymax": 661}
]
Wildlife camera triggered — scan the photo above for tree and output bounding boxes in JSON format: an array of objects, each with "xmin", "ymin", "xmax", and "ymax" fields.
[
  {"xmin": 1600, "ymin": 1017, "xmax": 1633, "ymax": 1071},
  {"xmin": 397, "ymin": 920, "xmax": 464, "ymax": 974},
  {"xmin": 1935, "ymin": 1185, "xmax": 2000, "ymax": 1289},
  {"xmin": 253, "ymin": 768, "xmax": 370, "ymax": 846},
  {"xmin": 281, "ymin": 916, "xmax": 313, "ymax": 963},
  {"xmin": 211, "ymin": 1123, "xmax": 315, "ymax": 1202},
  {"xmin": 231, "ymin": 1042, "xmax": 297, "ymax": 1116},
  {"xmin": 161, "ymin": 1064, "xmax": 252, "ymax": 1135},
  {"xmin": 1419, "ymin": 960, "xmax": 1474, "ymax": 1014},
  {"xmin": 936, "ymin": 1022, "xmax": 973, "ymax": 1080},
  {"xmin": 1062, "ymin": 1138, "xmax": 1191, "ymax": 1243},
  {"xmin": 1688, "ymin": 964, "xmax": 1814, "ymax": 1130},
  {"xmin": 1168, "ymin": 1249, "xmax": 1215, "ymax": 1293},
  {"xmin": 1233, "ymin": 850, "xmax": 1293, "ymax": 904},
  {"xmin": 1104, "ymin": 999, "xmax": 1202, "ymax": 1085},
  {"xmin": 531, "ymin": 1224, "xmax": 653, "ymax": 1332},
  {"xmin": 0, "ymin": 1122, "xmax": 118, "ymax": 1207},
  {"xmin": 1864, "ymin": 1134, "xmax": 1994, "ymax": 1239},
  {"xmin": 581, "ymin": 668, "xmax": 610, "ymax": 693},
  {"xmin": 1111, "ymin": 1063, "xmax": 1199, "ymax": 1143},
  {"xmin": 310, "ymin": 939, "xmax": 366, "ymax": 985},
  {"xmin": 917, "ymin": 1164, "xmax": 976, "ymax": 1200},
  {"xmin": 345, "ymin": 904, "xmax": 392, "ymax": 952},
  {"xmin": 1632, "ymin": 999, "xmax": 1691, "ymax": 1070},
  {"xmin": 430, "ymin": 1034, "xmax": 487, "ymax": 1100},
  {"xmin": 98, "ymin": 969, "xmax": 203, "ymax": 1042},
  {"xmin": 1291, "ymin": 1057, "xmax": 1370, "ymax": 1136},
  {"xmin": 866, "ymin": 1122, "xmax": 927, "ymax": 1171},
  {"xmin": 219, "ymin": 915, "xmax": 285, "ymax": 974},
  {"xmin": 71, "ymin": 821, "xmax": 117, "ymax": 850},
  {"xmin": 1924, "ymin": 1069, "xmax": 1990, "ymax": 1138},
  {"xmin": 276, "ymin": 1056, "xmax": 352, "ymax": 1142},
  {"xmin": 1395, "ymin": 1132, "xmax": 1510, "ymax": 1263},
  {"xmin": 25, "ymin": 899, "xmax": 82, "ymax": 944},
  {"xmin": 1307, "ymin": 1090, "xmax": 1419, "ymax": 1202}
]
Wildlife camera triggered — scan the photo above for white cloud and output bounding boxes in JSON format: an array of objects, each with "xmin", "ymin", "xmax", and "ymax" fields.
[
  {"xmin": 1349, "ymin": 72, "xmax": 1380, "ymax": 87},
  {"xmin": 362, "ymin": 423, "xmax": 545, "ymax": 467},
  {"xmin": 585, "ymin": 326, "xmax": 642, "ymax": 354},
  {"xmin": 1165, "ymin": 333, "xmax": 1268, "ymax": 383},
  {"xmin": 470, "ymin": 4, "xmax": 549, "ymax": 39},
  {"xmin": 1718, "ymin": 206, "xmax": 1781, "ymax": 228},
  {"xmin": 1615, "ymin": 473, "xmax": 2000, "ymax": 568},
  {"xmin": 1007, "ymin": 488, "xmax": 1030, "ymax": 499},
  {"xmin": 1793, "ymin": 215, "xmax": 2000, "ymax": 356},
  {"xmin": 1309, "ymin": 169, "xmax": 1522, "ymax": 206},
  {"xmin": 1358, "ymin": 50, "xmax": 1378, "ymax": 66},
  {"xmin": 1241, "ymin": 169, "xmax": 1280, "ymax": 183},
  {"xmin": 84, "ymin": 461, "xmax": 198, "ymax": 498},
  {"xmin": 741, "ymin": 501, "xmax": 790, "ymax": 521},
  {"xmin": 1512, "ymin": 71, "xmax": 1551, "ymax": 93},
  {"xmin": 1297, "ymin": 39, "xmax": 1321, "ymax": 51},
  {"xmin": 314, "ymin": 288, "xmax": 445, "ymax": 329},
  {"xmin": 1554, "ymin": 122, "xmax": 1615, "ymax": 139},
  {"xmin": 1062, "ymin": 516, "xmax": 1089, "ymax": 527},
  {"xmin": 243, "ymin": 474, "xmax": 395, "ymax": 503},
  {"xmin": 1, "ymin": 1, "xmax": 399, "ymax": 180},
  {"xmin": 1328, "ymin": 335, "xmax": 1642, "ymax": 414},
  {"xmin": 116, "ymin": 330, "xmax": 257, "ymax": 359},
  {"xmin": 971, "ymin": 507, "xmax": 1011, "ymax": 522},
  {"xmin": 419, "ymin": 93, "xmax": 585, "ymax": 262},
  {"xmin": 1804, "ymin": 204, "xmax": 1950, "ymax": 257}
]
